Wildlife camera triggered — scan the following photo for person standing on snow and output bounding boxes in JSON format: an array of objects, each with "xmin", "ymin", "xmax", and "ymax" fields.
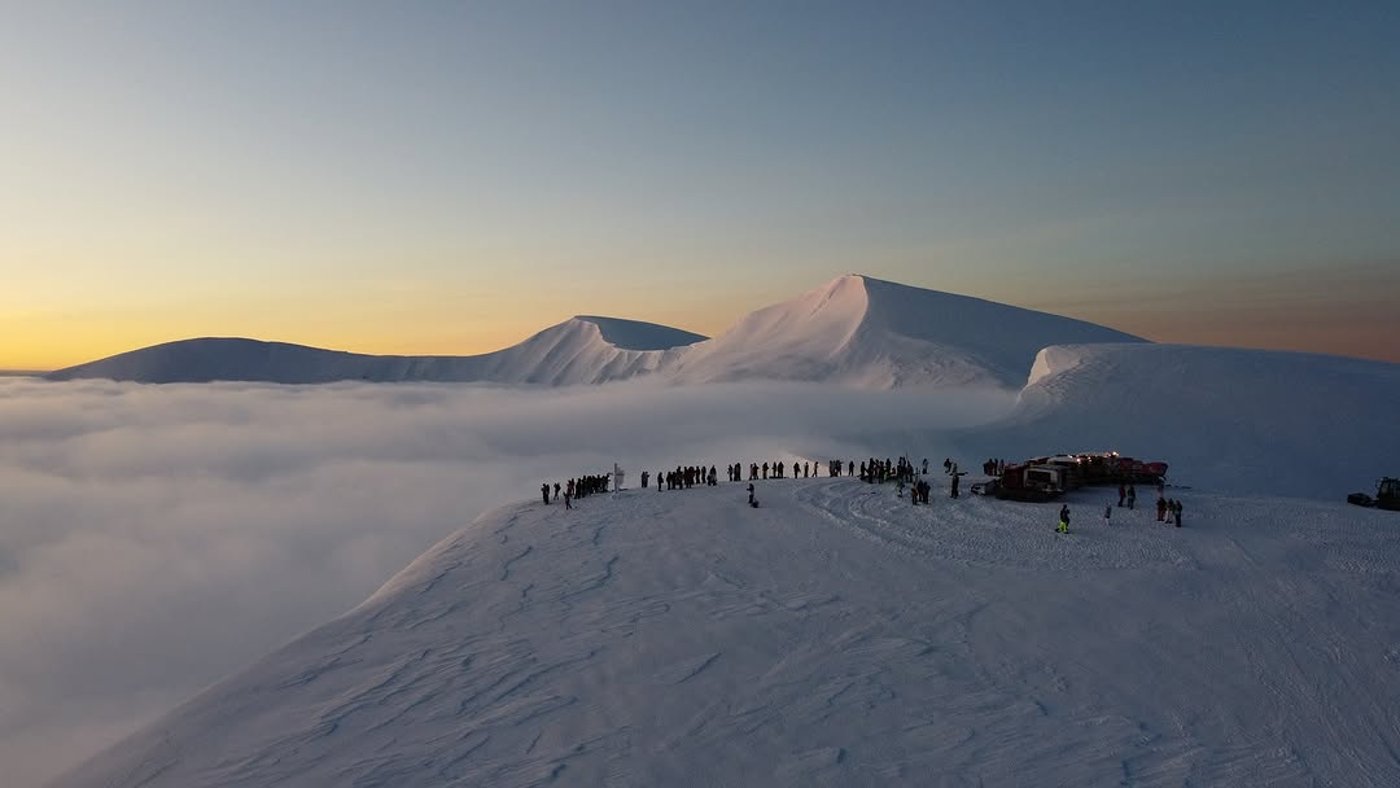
[
  {"xmin": 1126, "ymin": 484, "xmax": 1137, "ymax": 510},
  {"xmin": 1057, "ymin": 504, "xmax": 1070, "ymax": 533},
  {"xmin": 541, "ymin": 483, "xmax": 551, "ymax": 505}
]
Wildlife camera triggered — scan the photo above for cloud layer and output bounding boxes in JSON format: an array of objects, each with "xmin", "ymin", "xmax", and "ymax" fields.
[{"xmin": 0, "ymin": 377, "xmax": 1013, "ymax": 786}]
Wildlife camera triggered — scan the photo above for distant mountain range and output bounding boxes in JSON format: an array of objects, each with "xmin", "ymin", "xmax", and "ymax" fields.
[{"xmin": 46, "ymin": 275, "xmax": 1144, "ymax": 388}]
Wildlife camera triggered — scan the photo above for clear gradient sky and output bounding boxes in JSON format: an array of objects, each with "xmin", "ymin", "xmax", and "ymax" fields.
[{"xmin": 4, "ymin": 0, "xmax": 1399, "ymax": 370}]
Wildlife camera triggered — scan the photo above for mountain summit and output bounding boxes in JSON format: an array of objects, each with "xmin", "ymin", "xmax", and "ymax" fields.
[
  {"xmin": 671, "ymin": 274, "xmax": 1144, "ymax": 388},
  {"xmin": 53, "ymin": 474, "xmax": 1400, "ymax": 787}
]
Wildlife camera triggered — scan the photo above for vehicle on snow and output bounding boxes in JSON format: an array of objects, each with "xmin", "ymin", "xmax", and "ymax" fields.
[
  {"xmin": 1348, "ymin": 477, "xmax": 1400, "ymax": 511},
  {"xmin": 971, "ymin": 451, "xmax": 1169, "ymax": 503}
]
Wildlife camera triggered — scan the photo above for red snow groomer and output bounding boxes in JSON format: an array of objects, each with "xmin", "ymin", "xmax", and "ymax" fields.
[
  {"xmin": 971, "ymin": 462, "xmax": 1069, "ymax": 502},
  {"xmin": 972, "ymin": 452, "xmax": 1168, "ymax": 503},
  {"xmin": 1060, "ymin": 451, "xmax": 1168, "ymax": 486}
]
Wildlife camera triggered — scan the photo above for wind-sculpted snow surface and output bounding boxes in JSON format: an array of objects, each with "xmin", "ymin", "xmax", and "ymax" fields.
[
  {"xmin": 46, "ymin": 275, "xmax": 1142, "ymax": 387},
  {"xmin": 57, "ymin": 479, "xmax": 1400, "ymax": 787},
  {"xmin": 967, "ymin": 343, "xmax": 1400, "ymax": 500}
]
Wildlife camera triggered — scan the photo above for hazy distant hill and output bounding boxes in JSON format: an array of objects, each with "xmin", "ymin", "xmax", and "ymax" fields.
[
  {"xmin": 45, "ymin": 317, "xmax": 707, "ymax": 386},
  {"xmin": 46, "ymin": 276, "xmax": 1144, "ymax": 388}
]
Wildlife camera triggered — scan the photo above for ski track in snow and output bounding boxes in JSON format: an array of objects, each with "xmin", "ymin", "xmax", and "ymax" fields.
[{"xmin": 55, "ymin": 478, "xmax": 1400, "ymax": 787}]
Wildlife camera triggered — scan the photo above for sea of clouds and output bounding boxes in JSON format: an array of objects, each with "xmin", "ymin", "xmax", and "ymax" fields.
[{"xmin": 0, "ymin": 376, "xmax": 1014, "ymax": 787}]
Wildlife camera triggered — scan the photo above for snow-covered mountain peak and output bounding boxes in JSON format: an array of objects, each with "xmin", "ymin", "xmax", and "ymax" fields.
[
  {"xmin": 669, "ymin": 273, "xmax": 1145, "ymax": 388},
  {"xmin": 566, "ymin": 316, "xmax": 706, "ymax": 351}
]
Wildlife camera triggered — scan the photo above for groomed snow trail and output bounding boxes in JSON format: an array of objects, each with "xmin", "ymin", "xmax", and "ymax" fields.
[{"xmin": 57, "ymin": 479, "xmax": 1400, "ymax": 787}]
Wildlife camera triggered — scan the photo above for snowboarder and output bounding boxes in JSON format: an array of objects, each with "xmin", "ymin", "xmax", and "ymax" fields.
[
  {"xmin": 541, "ymin": 483, "xmax": 550, "ymax": 505},
  {"xmin": 1057, "ymin": 504, "xmax": 1070, "ymax": 533},
  {"xmin": 747, "ymin": 483, "xmax": 757, "ymax": 508},
  {"xmin": 564, "ymin": 490, "xmax": 572, "ymax": 509},
  {"xmin": 553, "ymin": 482, "xmax": 560, "ymax": 502},
  {"xmin": 1156, "ymin": 495, "xmax": 1167, "ymax": 522},
  {"xmin": 1117, "ymin": 483, "xmax": 1126, "ymax": 507},
  {"xmin": 1126, "ymin": 484, "xmax": 1137, "ymax": 510}
]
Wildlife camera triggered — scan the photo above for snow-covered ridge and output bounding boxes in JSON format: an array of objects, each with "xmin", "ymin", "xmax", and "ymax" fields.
[
  {"xmin": 45, "ymin": 317, "xmax": 707, "ymax": 386},
  {"xmin": 54, "ymin": 478, "xmax": 1400, "ymax": 787},
  {"xmin": 45, "ymin": 275, "xmax": 1145, "ymax": 388}
]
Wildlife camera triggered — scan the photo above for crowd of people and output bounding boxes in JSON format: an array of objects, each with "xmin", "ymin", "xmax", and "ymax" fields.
[
  {"xmin": 543, "ymin": 455, "xmax": 973, "ymax": 508},
  {"xmin": 652, "ymin": 465, "xmax": 719, "ymax": 490},
  {"xmin": 537, "ymin": 474, "xmax": 613, "ymax": 510},
  {"xmin": 538, "ymin": 454, "xmax": 1187, "ymax": 530}
]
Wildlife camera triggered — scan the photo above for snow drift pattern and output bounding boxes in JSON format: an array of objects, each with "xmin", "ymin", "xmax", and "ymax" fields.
[{"xmin": 55, "ymin": 480, "xmax": 1400, "ymax": 787}]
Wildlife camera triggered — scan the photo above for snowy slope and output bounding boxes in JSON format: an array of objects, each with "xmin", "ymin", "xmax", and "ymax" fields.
[
  {"xmin": 56, "ymin": 478, "xmax": 1400, "ymax": 787},
  {"xmin": 948, "ymin": 343, "xmax": 1400, "ymax": 500},
  {"xmin": 670, "ymin": 275, "xmax": 1145, "ymax": 388},
  {"xmin": 44, "ymin": 317, "xmax": 706, "ymax": 385}
]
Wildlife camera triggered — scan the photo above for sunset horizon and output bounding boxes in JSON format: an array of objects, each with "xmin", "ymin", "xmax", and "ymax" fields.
[{"xmin": 6, "ymin": 3, "xmax": 1398, "ymax": 371}]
